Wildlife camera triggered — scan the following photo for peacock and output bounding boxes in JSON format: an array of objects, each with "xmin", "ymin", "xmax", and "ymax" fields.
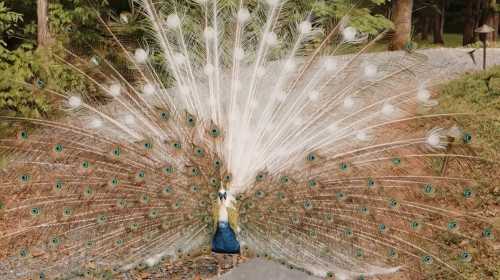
[{"xmin": 0, "ymin": 0, "xmax": 498, "ymax": 279}]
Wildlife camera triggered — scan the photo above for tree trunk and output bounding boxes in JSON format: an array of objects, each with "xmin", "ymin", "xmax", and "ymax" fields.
[
  {"xmin": 37, "ymin": 0, "xmax": 51, "ymax": 47},
  {"xmin": 463, "ymin": 0, "xmax": 477, "ymax": 45},
  {"xmin": 389, "ymin": 0, "xmax": 414, "ymax": 50},
  {"xmin": 421, "ymin": 16, "xmax": 430, "ymax": 41},
  {"xmin": 484, "ymin": 0, "xmax": 498, "ymax": 43},
  {"xmin": 433, "ymin": 0, "xmax": 445, "ymax": 44},
  {"xmin": 473, "ymin": 0, "xmax": 483, "ymax": 41}
]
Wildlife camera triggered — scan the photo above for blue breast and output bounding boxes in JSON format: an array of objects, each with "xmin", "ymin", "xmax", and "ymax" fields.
[{"xmin": 212, "ymin": 221, "xmax": 240, "ymax": 254}]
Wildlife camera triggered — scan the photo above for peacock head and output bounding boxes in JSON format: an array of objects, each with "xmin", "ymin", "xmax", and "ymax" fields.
[{"xmin": 218, "ymin": 187, "xmax": 227, "ymax": 202}]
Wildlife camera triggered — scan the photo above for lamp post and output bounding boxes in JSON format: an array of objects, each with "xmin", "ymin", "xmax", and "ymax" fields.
[{"xmin": 475, "ymin": 24, "xmax": 495, "ymax": 70}]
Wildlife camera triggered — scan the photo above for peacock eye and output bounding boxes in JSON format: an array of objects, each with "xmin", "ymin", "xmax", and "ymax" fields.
[
  {"xmin": 308, "ymin": 229, "xmax": 317, "ymax": 238},
  {"xmin": 149, "ymin": 209, "xmax": 159, "ymax": 218},
  {"xmin": 116, "ymin": 239, "xmax": 124, "ymax": 246},
  {"xmin": 172, "ymin": 142, "xmax": 182, "ymax": 149},
  {"xmin": 388, "ymin": 198, "xmax": 399, "ymax": 209},
  {"xmin": 117, "ymin": 199, "xmax": 127, "ymax": 208},
  {"xmin": 130, "ymin": 223, "xmax": 139, "ymax": 231},
  {"xmin": 326, "ymin": 272, "xmax": 334, "ymax": 278},
  {"xmin": 306, "ymin": 152, "xmax": 317, "ymax": 162},
  {"xmin": 20, "ymin": 174, "xmax": 30, "ymax": 183},
  {"xmin": 307, "ymin": 179, "xmax": 317, "ymax": 188},
  {"xmin": 378, "ymin": 223, "xmax": 387, "ymax": 233},
  {"xmin": 163, "ymin": 186, "xmax": 172, "ymax": 195},
  {"xmin": 53, "ymin": 144, "xmax": 63, "ymax": 153},
  {"xmin": 163, "ymin": 165, "xmax": 175, "ymax": 174},
  {"xmin": 191, "ymin": 185, "xmax": 199, "ymax": 193},
  {"xmin": 84, "ymin": 186, "xmax": 93, "ymax": 197},
  {"xmin": 256, "ymin": 173, "xmax": 265, "ymax": 182},
  {"xmin": 410, "ymin": 220, "xmax": 421, "ymax": 231},
  {"xmin": 50, "ymin": 236, "xmax": 61, "ymax": 246},
  {"xmin": 255, "ymin": 190, "xmax": 265, "ymax": 198},
  {"xmin": 54, "ymin": 180, "xmax": 63, "ymax": 191},
  {"xmin": 160, "ymin": 111, "xmax": 170, "ymax": 120},
  {"xmin": 144, "ymin": 142, "xmax": 153, "ymax": 149},
  {"xmin": 186, "ymin": 114, "xmax": 196, "ymax": 127},
  {"xmin": 140, "ymin": 194, "xmax": 150, "ymax": 204},
  {"xmin": 324, "ymin": 213, "xmax": 333, "ymax": 223},
  {"xmin": 355, "ymin": 248, "xmax": 363, "ymax": 257},
  {"xmin": 303, "ymin": 200, "xmax": 313, "ymax": 210},
  {"xmin": 391, "ymin": 157, "xmax": 401, "ymax": 165},
  {"xmin": 213, "ymin": 159, "xmax": 222, "ymax": 169},
  {"xmin": 463, "ymin": 188, "xmax": 473, "ymax": 198},
  {"xmin": 19, "ymin": 248, "xmax": 29, "ymax": 258},
  {"xmin": 172, "ymin": 200, "xmax": 181, "ymax": 209},
  {"xmin": 111, "ymin": 178, "xmax": 119, "ymax": 186},
  {"xmin": 463, "ymin": 132, "xmax": 472, "ymax": 144},
  {"xmin": 277, "ymin": 192, "xmax": 286, "ymax": 201},
  {"xmin": 31, "ymin": 207, "xmax": 40, "ymax": 216},
  {"xmin": 223, "ymin": 174, "xmax": 232, "ymax": 182},
  {"xmin": 344, "ymin": 228, "xmax": 353, "ymax": 237},
  {"xmin": 209, "ymin": 127, "xmax": 220, "ymax": 137},
  {"xmin": 421, "ymin": 255, "xmax": 433, "ymax": 265},
  {"xmin": 63, "ymin": 207, "xmax": 72, "ymax": 216},
  {"xmin": 19, "ymin": 130, "xmax": 29, "ymax": 140},
  {"xmin": 209, "ymin": 177, "xmax": 220, "ymax": 187},
  {"xmin": 423, "ymin": 183, "xmax": 435, "ymax": 195},
  {"xmin": 38, "ymin": 272, "xmax": 46, "ymax": 280},
  {"xmin": 36, "ymin": 78, "xmax": 45, "ymax": 89},
  {"xmin": 360, "ymin": 206, "xmax": 369, "ymax": 214},
  {"xmin": 280, "ymin": 175, "xmax": 289, "ymax": 185},
  {"xmin": 336, "ymin": 192, "xmax": 346, "ymax": 201},
  {"xmin": 137, "ymin": 171, "xmax": 145, "ymax": 178},
  {"xmin": 97, "ymin": 214, "xmax": 107, "ymax": 224},
  {"xmin": 387, "ymin": 248, "xmax": 398, "ymax": 258},
  {"xmin": 82, "ymin": 160, "xmax": 90, "ymax": 169},
  {"xmin": 367, "ymin": 177, "xmax": 375, "ymax": 188},
  {"xmin": 447, "ymin": 220, "xmax": 458, "ymax": 231},
  {"xmin": 339, "ymin": 162, "xmax": 348, "ymax": 171},
  {"xmin": 482, "ymin": 228, "xmax": 493, "ymax": 239},
  {"xmin": 85, "ymin": 240, "xmax": 94, "ymax": 248},
  {"xmin": 113, "ymin": 147, "xmax": 121, "ymax": 157},
  {"xmin": 137, "ymin": 262, "xmax": 147, "ymax": 270},
  {"xmin": 194, "ymin": 147, "xmax": 204, "ymax": 157},
  {"xmin": 460, "ymin": 251, "xmax": 472, "ymax": 262},
  {"xmin": 190, "ymin": 167, "xmax": 200, "ymax": 176}
]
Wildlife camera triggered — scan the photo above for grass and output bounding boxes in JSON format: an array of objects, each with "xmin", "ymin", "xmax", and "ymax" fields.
[
  {"xmin": 437, "ymin": 65, "xmax": 500, "ymax": 161},
  {"xmin": 346, "ymin": 33, "xmax": 500, "ymax": 54}
]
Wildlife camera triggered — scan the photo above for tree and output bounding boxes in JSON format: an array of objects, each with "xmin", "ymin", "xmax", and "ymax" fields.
[
  {"xmin": 389, "ymin": 0, "xmax": 414, "ymax": 50},
  {"xmin": 463, "ymin": 0, "xmax": 479, "ymax": 45},
  {"xmin": 37, "ymin": 0, "xmax": 50, "ymax": 47},
  {"xmin": 432, "ymin": 0, "xmax": 445, "ymax": 44},
  {"xmin": 483, "ymin": 0, "xmax": 498, "ymax": 42}
]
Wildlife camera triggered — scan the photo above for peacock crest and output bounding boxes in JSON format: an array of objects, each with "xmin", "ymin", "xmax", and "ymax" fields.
[{"xmin": 0, "ymin": 0, "xmax": 498, "ymax": 279}]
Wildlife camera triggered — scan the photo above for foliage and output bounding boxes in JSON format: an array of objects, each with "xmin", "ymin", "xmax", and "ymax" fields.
[
  {"xmin": 0, "ymin": 43, "xmax": 49, "ymax": 118},
  {"xmin": 0, "ymin": 1, "xmax": 23, "ymax": 46},
  {"xmin": 312, "ymin": 0, "xmax": 393, "ymax": 34},
  {"xmin": 0, "ymin": 3, "xmax": 50, "ymax": 129}
]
